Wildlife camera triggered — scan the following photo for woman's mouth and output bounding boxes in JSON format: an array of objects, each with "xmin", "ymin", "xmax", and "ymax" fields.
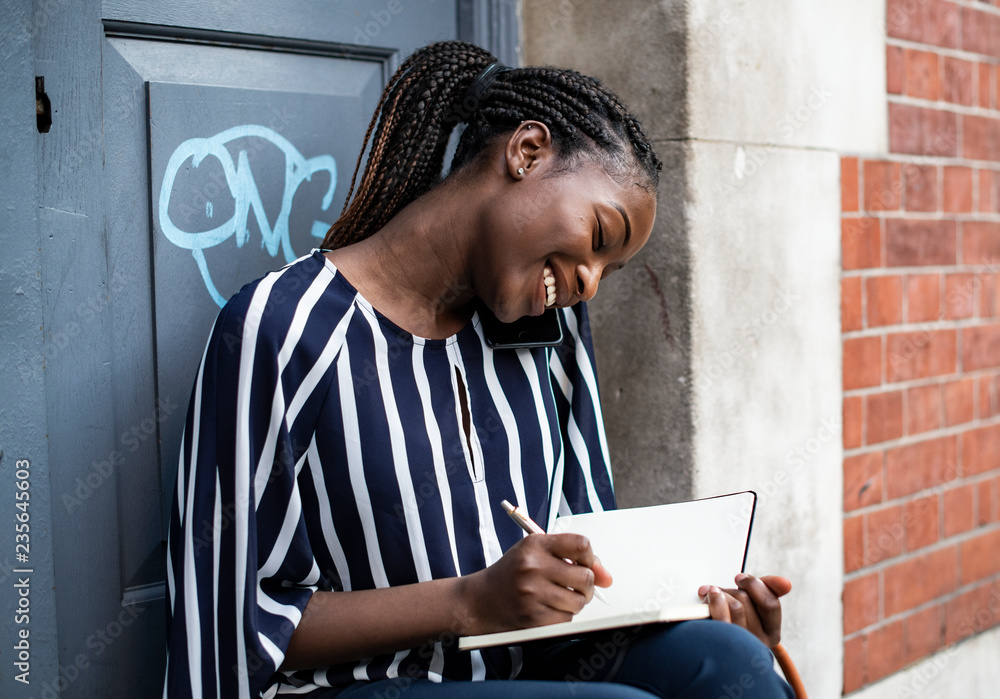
[{"xmin": 543, "ymin": 265, "xmax": 557, "ymax": 308}]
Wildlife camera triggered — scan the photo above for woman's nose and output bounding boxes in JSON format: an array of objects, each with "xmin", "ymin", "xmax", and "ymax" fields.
[{"xmin": 575, "ymin": 263, "xmax": 601, "ymax": 302}]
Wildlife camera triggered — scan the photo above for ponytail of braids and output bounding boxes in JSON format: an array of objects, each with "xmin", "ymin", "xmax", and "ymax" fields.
[{"xmin": 322, "ymin": 40, "xmax": 662, "ymax": 250}]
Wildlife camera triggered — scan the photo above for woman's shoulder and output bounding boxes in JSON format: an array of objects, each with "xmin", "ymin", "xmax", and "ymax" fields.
[{"xmin": 213, "ymin": 249, "xmax": 357, "ymax": 352}]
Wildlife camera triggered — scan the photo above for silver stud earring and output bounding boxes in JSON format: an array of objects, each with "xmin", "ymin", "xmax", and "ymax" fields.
[
  {"xmin": 527, "ymin": 124, "xmax": 532, "ymax": 129},
  {"xmin": 517, "ymin": 167, "xmax": 524, "ymax": 175}
]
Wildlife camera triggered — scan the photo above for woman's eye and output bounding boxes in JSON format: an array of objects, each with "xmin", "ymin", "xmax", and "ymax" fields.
[{"xmin": 596, "ymin": 222, "xmax": 606, "ymax": 251}]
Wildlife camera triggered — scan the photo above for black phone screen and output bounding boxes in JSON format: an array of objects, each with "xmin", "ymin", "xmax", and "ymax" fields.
[{"xmin": 479, "ymin": 305, "xmax": 564, "ymax": 349}]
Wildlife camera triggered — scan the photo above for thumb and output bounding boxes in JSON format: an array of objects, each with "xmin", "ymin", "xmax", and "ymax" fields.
[
  {"xmin": 760, "ymin": 575, "xmax": 792, "ymax": 597},
  {"xmin": 592, "ymin": 555, "xmax": 613, "ymax": 588}
]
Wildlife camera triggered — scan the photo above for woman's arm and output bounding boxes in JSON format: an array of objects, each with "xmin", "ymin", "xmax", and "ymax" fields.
[{"xmin": 281, "ymin": 532, "xmax": 612, "ymax": 670}]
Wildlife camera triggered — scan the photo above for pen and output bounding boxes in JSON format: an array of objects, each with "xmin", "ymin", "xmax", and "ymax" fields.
[{"xmin": 500, "ymin": 499, "xmax": 610, "ymax": 605}]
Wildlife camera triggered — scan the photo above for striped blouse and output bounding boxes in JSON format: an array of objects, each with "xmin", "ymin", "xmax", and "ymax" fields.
[{"xmin": 164, "ymin": 249, "xmax": 616, "ymax": 698}]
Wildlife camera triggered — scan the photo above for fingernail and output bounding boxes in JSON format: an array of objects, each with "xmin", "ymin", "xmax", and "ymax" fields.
[
  {"xmin": 710, "ymin": 586, "xmax": 721, "ymax": 595},
  {"xmin": 698, "ymin": 585, "xmax": 709, "ymax": 597},
  {"xmin": 735, "ymin": 573, "xmax": 749, "ymax": 583}
]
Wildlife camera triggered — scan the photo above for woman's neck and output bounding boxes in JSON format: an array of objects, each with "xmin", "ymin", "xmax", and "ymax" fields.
[{"xmin": 325, "ymin": 178, "xmax": 482, "ymax": 339}]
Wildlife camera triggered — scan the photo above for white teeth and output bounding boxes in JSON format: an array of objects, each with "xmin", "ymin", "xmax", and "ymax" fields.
[{"xmin": 543, "ymin": 266, "xmax": 557, "ymax": 307}]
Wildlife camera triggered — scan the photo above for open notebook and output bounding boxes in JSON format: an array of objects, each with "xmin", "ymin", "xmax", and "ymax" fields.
[{"xmin": 459, "ymin": 491, "xmax": 757, "ymax": 650}]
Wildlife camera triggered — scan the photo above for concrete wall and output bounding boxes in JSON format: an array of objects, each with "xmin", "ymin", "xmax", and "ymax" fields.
[{"xmin": 525, "ymin": 1, "xmax": 885, "ymax": 695}]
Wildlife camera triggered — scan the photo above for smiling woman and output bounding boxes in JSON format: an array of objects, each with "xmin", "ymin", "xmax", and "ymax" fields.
[{"xmin": 163, "ymin": 40, "xmax": 795, "ymax": 699}]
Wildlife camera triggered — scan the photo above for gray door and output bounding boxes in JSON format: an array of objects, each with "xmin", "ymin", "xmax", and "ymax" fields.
[{"xmin": 2, "ymin": 1, "xmax": 516, "ymax": 696}]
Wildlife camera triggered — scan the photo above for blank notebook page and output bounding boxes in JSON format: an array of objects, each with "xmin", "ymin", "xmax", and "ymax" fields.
[{"xmin": 549, "ymin": 491, "xmax": 756, "ymax": 623}]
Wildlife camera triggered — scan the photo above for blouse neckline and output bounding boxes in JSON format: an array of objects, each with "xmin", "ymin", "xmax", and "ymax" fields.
[{"xmin": 312, "ymin": 249, "xmax": 481, "ymax": 348}]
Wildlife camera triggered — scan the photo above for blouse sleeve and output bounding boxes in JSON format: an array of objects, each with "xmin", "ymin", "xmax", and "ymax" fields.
[
  {"xmin": 164, "ymin": 281, "xmax": 328, "ymax": 699},
  {"xmin": 548, "ymin": 302, "xmax": 617, "ymax": 514}
]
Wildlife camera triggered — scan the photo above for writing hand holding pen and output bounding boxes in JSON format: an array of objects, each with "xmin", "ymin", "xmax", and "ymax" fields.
[{"xmin": 501, "ymin": 500, "xmax": 611, "ymax": 605}]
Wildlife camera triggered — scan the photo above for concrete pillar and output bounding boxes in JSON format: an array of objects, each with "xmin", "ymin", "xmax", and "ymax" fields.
[{"xmin": 524, "ymin": 1, "xmax": 886, "ymax": 695}]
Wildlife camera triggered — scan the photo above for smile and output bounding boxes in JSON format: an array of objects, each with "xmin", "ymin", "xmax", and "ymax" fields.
[{"xmin": 543, "ymin": 265, "xmax": 556, "ymax": 308}]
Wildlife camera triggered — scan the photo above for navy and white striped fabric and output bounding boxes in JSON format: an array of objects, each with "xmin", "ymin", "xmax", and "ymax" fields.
[{"xmin": 164, "ymin": 249, "xmax": 616, "ymax": 698}]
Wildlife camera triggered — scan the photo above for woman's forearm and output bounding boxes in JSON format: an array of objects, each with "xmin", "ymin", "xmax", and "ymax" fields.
[{"xmin": 280, "ymin": 576, "xmax": 475, "ymax": 671}]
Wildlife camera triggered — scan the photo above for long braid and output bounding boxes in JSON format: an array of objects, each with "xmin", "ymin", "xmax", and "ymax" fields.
[{"xmin": 322, "ymin": 41, "xmax": 662, "ymax": 249}]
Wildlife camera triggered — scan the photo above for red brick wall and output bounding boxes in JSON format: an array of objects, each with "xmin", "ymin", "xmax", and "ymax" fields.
[{"xmin": 840, "ymin": 0, "xmax": 1000, "ymax": 692}]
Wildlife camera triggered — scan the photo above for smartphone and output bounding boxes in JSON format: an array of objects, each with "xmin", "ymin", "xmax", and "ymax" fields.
[{"xmin": 479, "ymin": 304, "xmax": 564, "ymax": 349}]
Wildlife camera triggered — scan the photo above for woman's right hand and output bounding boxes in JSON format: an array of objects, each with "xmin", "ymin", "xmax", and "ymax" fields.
[{"xmin": 460, "ymin": 533, "xmax": 613, "ymax": 635}]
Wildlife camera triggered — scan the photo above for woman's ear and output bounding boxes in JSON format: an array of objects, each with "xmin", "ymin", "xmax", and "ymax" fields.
[{"xmin": 505, "ymin": 120, "xmax": 551, "ymax": 180}]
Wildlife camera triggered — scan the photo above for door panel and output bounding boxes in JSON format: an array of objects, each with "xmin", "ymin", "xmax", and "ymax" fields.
[{"xmin": 95, "ymin": 3, "xmax": 478, "ymax": 693}]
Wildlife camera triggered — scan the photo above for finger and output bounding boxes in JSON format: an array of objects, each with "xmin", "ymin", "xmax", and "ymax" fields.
[
  {"xmin": 547, "ymin": 557, "xmax": 597, "ymax": 601},
  {"xmin": 735, "ymin": 574, "xmax": 782, "ymax": 627},
  {"xmin": 592, "ymin": 555, "xmax": 613, "ymax": 588},
  {"xmin": 704, "ymin": 586, "xmax": 731, "ymax": 623},
  {"xmin": 722, "ymin": 587, "xmax": 763, "ymax": 637},
  {"xmin": 721, "ymin": 588, "xmax": 749, "ymax": 629},
  {"xmin": 539, "ymin": 576, "xmax": 590, "ymax": 616},
  {"xmin": 544, "ymin": 533, "xmax": 596, "ymax": 568},
  {"xmin": 758, "ymin": 574, "xmax": 793, "ymax": 597}
]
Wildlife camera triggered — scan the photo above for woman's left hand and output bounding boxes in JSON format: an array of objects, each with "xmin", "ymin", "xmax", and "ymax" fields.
[{"xmin": 697, "ymin": 574, "xmax": 792, "ymax": 648}]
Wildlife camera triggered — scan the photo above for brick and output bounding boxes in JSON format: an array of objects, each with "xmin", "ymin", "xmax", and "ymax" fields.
[
  {"xmin": 842, "ymin": 156, "xmax": 859, "ymax": 212},
  {"xmin": 887, "ymin": 45, "xmax": 905, "ymax": 95},
  {"xmin": 842, "ymin": 217, "xmax": 882, "ymax": 270},
  {"xmin": 864, "ymin": 160, "xmax": 902, "ymax": 211},
  {"xmin": 868, "ymin": 504, "xmax": 906, "ymax": 563},
  {"xmin": 844, "ymin": 573, "xmax": 880, "ymax": 634},
  {"xmin": 962, "ymin": 6, "xmax": 1000, "ymax": 59},
  {"xmin": 988, "ymin": 169, "xmax": 1000, "ymax": 214},
  {"xmin": 844, "ymin": 395, "xmax": 863, "ymax": 449},
  {"xmin": 843, "ymin": 635, "xmax": 866, "ymax": 694},
  {"xmin": 977, "ymin": 273, "xmax": 998, "ymax": 318},
  {"xmin": 978, "ymin": 62, "xmax": 993, "ymax": 109},
  {"xmin": 842, "ymin": 277, "xmax": 863, "ymax": 332},
  {"xmin": 943, "ymin": 166, "xmax": 973, "ymax": 212},
  {"xmin": 844, "ymin": 336, "xmax": 882, "ymax": 389},
  {"xmin": 962, "ymin": 221, "xmax": 1000, "ymax": 265},
  {"xmin": 889, "ymin": 103, "xmax": 958, "ymax": 157},
  {"xmin": 867, "ymin": 620, "xmax": 906, "ymax": 683},
  {"xmin": 905, "ymin": 49, "xmax": 940, "ymax": 100},
  {"xmin": 944, "ymin": 273, "xmax": 975, "ymax": 319},
  {"xmin": 867, "ymin": 390, "xmax": 904, "ymax": 444},
  {"xmin": 867, "ymin": 276, "xmax": 903, "ymax": 327},
  {"xmin": 904, "ymin": 605, "xmax": 942, "ymax": 663},
  {"xmin": 977, "ymin": 479, "xmax": 993, "ymax": 526},
  {"xmin": 886, "ymin": 219, "xmax": 956, "ymax": 267},
  {"xmin": 941, "ymin": 56, "xmax": 973, "ymax": 106},
  {"xmin": 907, "ymin": 383, "xmax": 942, "ymax": 434},
  {"xmin": 944, "ymin": 378, "xmax": 975, "ymax": 425},
  {"xmin": 962, "ymin": 423, "xmax": 1000, "ymax": 474},
  {"xmin": 845, "ymin": 514, "xmax": 865, "ymax": 573},
  {"xmin": 963, "ymin": 114, "xmax": 1000, "ymax": 161},
  {"xmin": 962, "ymin": 324, "xmax": 1000, "ymax": 370},
  {"xmin": 888, "ymin": 0, "xmax": 959, "ymax": 48},
  {"xmin": 927, "ymin": 0, "xmax": 961, "ymax": 48},
  {"xmin": 906, "ymin": 274, "xmax": 941, "ymax": 323},
  {"xmin": 979, "ymin": 375, "xmax": 996, "ymax": 418},
  {"xmin": 904, "ymin": 495, "xmax": 939, "ymax": 551},
  {"xmin": 961, "ymin": 529, "xmax": 1000, "ymax": 584},
  {"xmin": 902, "ymin": 163, "xmax": 937, "ymax": 212},
  {"xmin": 980, "ymin": 169, "xmax": 994, "ymax": 213},
  {"xmin": 845, "ymin": 451, "xmax": 883, "ymax": 511},
  {"xmin": 884, "ymin": 546, "xmax": 957, "ymax": 616},
  {"xmin": 886, "ymin": 329, "xmax": 956, "ymax": 383},
  {"xmin": 886, "ymin": 435, "xmax": 957, "ymax": 498},
  {"xmin": 944, "ymin": 484, "xmax": 975, "ymax": 537},
  {"xmin": 945, "ymin": 580, "xmax": 1000, "ymax": 645}
]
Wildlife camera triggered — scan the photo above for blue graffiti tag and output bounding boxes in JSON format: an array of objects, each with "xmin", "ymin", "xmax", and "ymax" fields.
[{"xmin": 158, "ymin": 125, "xmax": 336, "ymax": 307}]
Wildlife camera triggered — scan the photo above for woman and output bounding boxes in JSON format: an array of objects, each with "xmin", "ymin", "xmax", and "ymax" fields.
[{"xmin": 164, "ymin": 40, "xmax": 794, "ymax": 698}]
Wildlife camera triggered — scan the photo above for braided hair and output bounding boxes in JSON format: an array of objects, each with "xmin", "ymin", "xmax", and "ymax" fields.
[{"xmin": 322, "ymin": 40, "xmax": 662, "ymax": 250}]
